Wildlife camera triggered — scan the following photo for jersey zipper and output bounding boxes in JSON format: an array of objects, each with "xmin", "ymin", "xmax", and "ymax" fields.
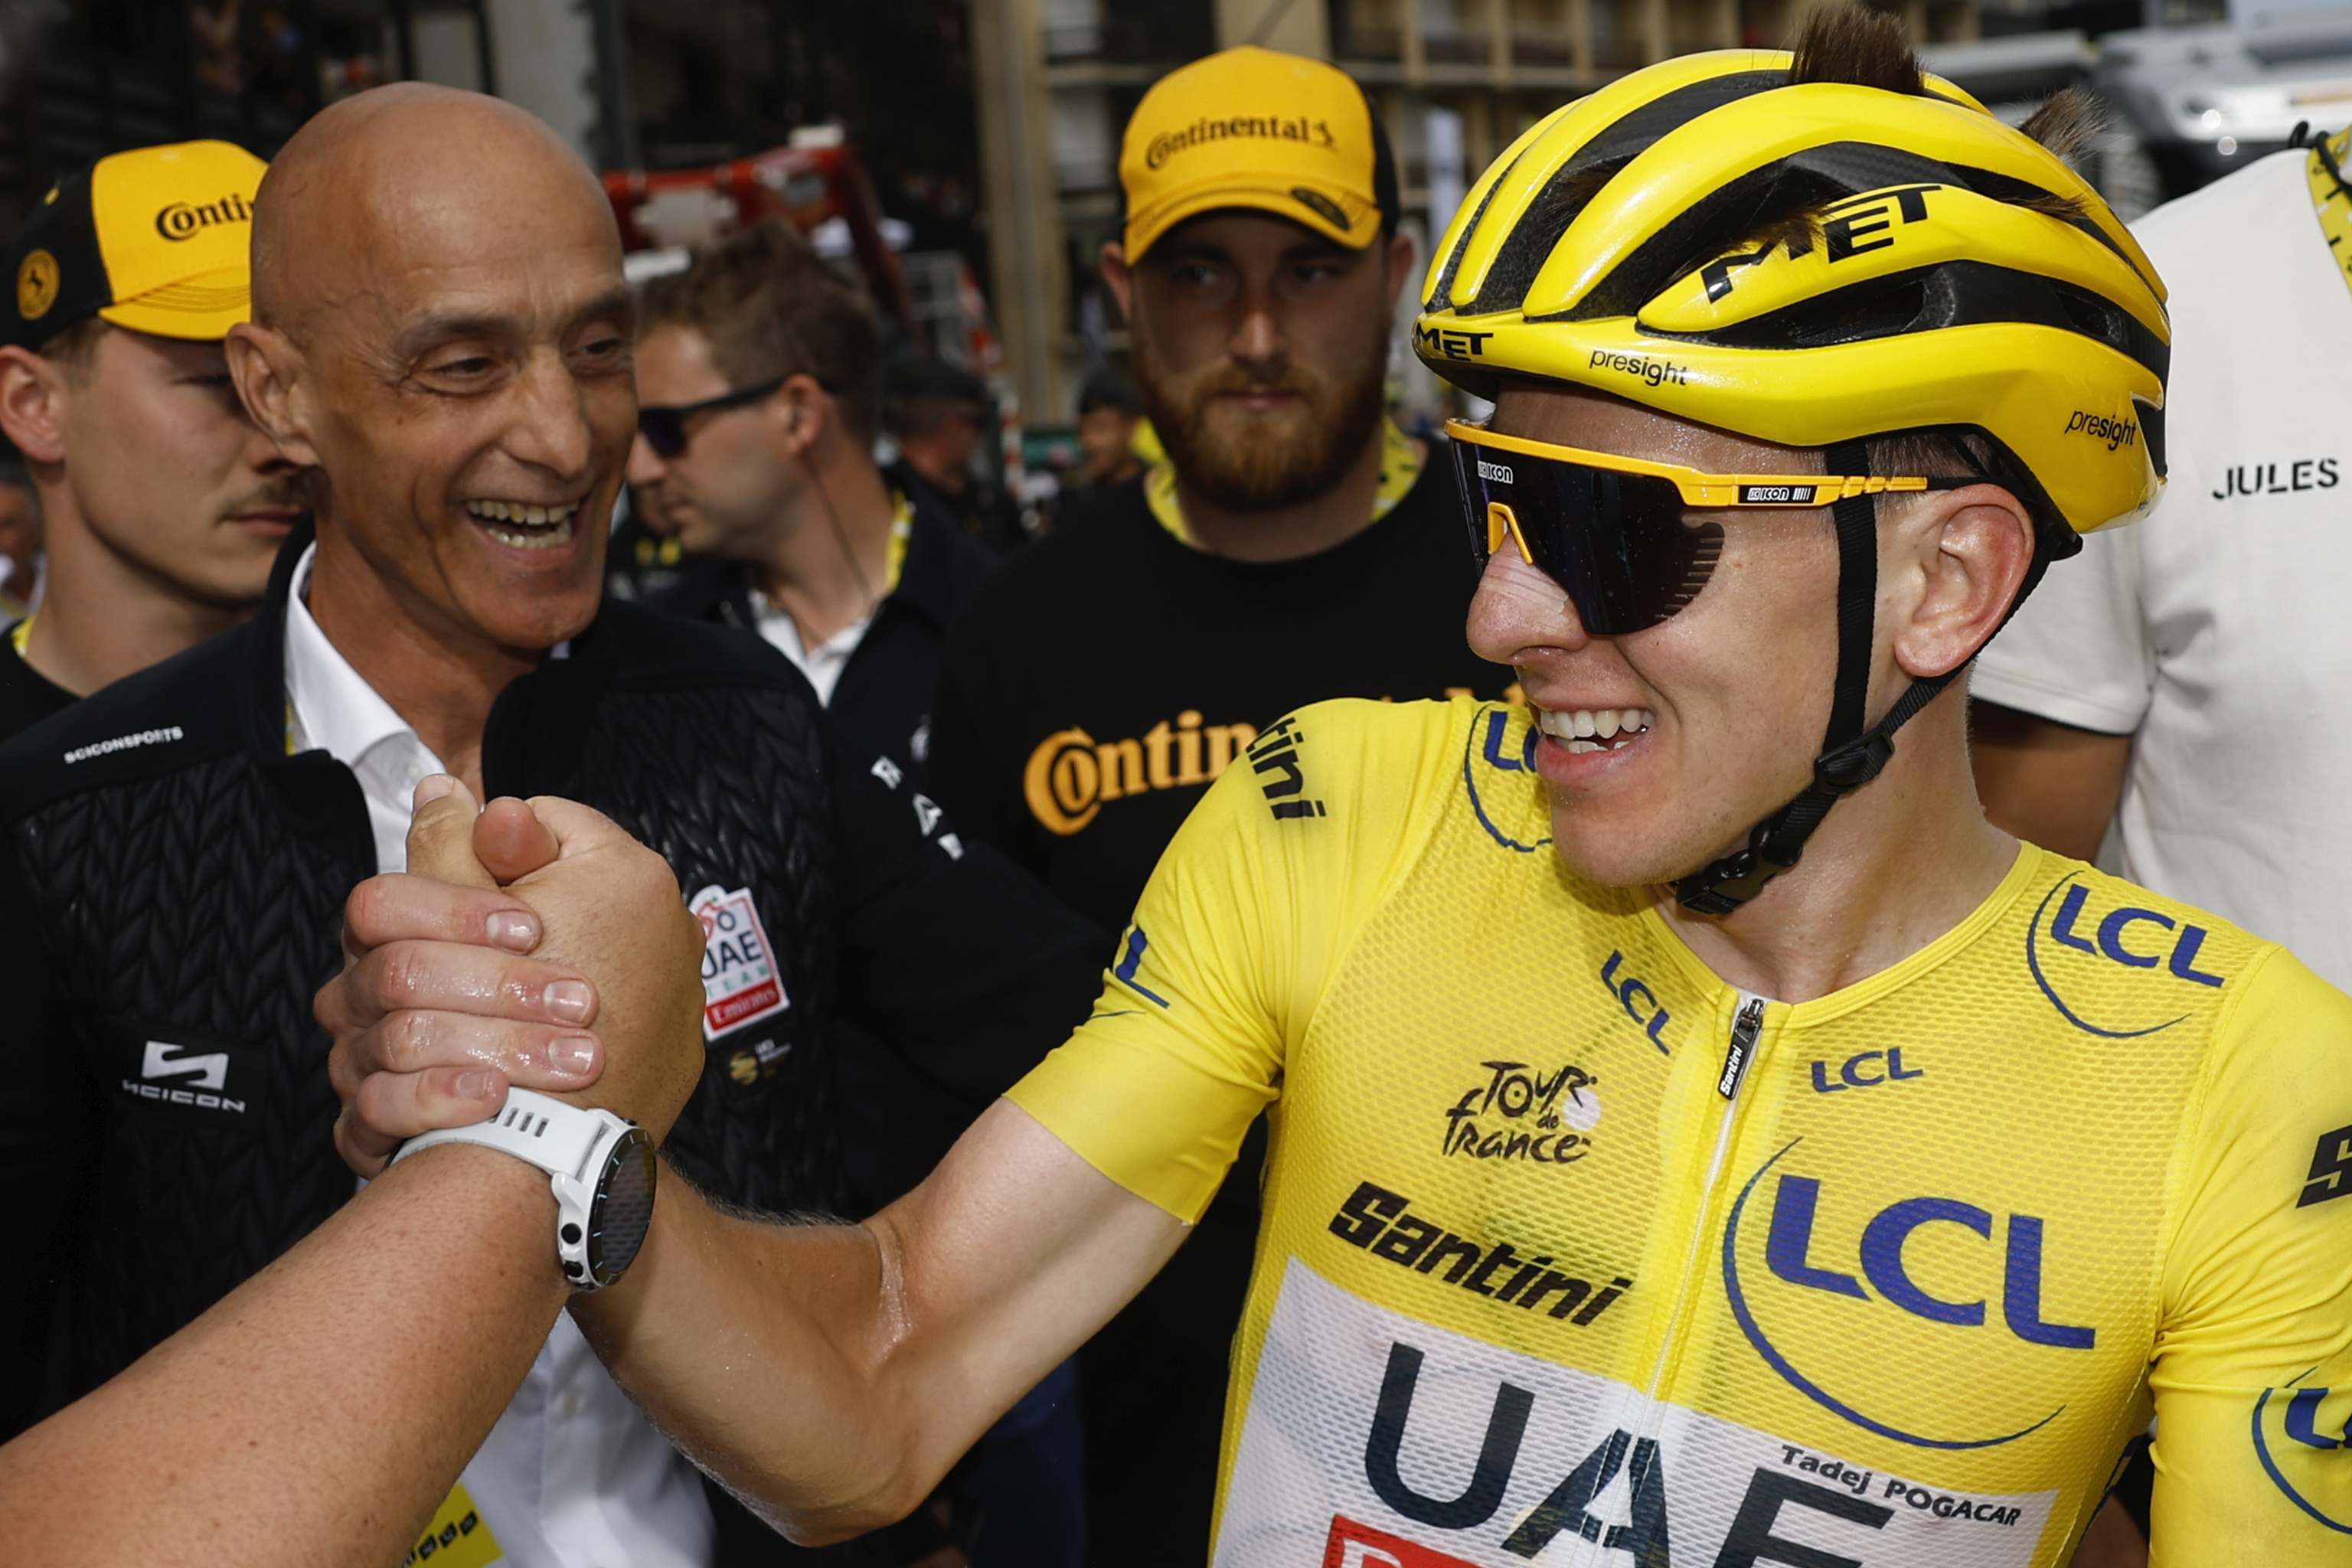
[
  {"xmin": 1644, "ymin": 990, "xmax": 1772, "ymax": 1403},
  {"xmin": 1717, "ymin": 994, "xmax": 1765, "ymax": 1099}
]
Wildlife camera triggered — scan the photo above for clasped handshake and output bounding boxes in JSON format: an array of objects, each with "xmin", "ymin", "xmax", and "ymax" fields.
[{"xmin": 319, "ymin": 776, "xmax": 710, "ymax": 1178}]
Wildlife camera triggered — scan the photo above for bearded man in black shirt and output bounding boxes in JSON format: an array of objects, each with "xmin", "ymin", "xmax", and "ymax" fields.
[{"xmin": 922, "ymin": 44, "xmax": 1514, "ymax": 1568}]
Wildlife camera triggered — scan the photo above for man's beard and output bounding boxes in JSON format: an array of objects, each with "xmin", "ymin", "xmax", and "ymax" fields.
[{"xmin": 1133, "ymin": 317, "xmax": 1390, "ymax": 513}]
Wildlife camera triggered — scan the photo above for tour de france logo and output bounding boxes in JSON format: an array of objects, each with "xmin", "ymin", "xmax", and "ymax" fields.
[{"xmin": 16, "ymin": 249, "xmax": 59, "ymax": 322}]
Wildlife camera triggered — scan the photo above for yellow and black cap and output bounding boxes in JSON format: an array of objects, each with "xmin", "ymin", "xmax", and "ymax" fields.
[
  {"xmin": 1119, "ymin": 46, "xmax": 1399, "ymax": 260},
  {"xmin": 5, "ymin": 139, "xmax": 266, "ymax": 352}
]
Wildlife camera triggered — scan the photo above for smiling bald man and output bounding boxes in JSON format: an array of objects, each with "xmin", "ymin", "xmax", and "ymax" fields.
[{"xmin": 0, "ymin": 83, "xmax": 1102, "ymax": 1568}]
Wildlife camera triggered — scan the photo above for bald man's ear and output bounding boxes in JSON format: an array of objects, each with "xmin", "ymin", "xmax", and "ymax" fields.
[{"xmin": 224, "ymin": 322, "xmax": 322, "ymax": 469}]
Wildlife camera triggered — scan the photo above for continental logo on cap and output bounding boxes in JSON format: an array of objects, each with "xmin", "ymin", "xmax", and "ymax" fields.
[
  {"xmin": 16, "ymin": 250, "xmax": 59, "ymax": 320},
  {"xmin": 154, "ymin": 191, "xmax": 253, "ymax": 243},
  {"xmin": 1145, "ymin": 114, "xmax": 1337, "ymax": 170}
]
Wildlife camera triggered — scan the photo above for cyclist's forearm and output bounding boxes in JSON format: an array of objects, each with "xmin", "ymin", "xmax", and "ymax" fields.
[
  {"xmin": 0, "ymin": 1145, "xmax": 564, "ymax": 1566},
  {"xmin": 573, "ymin": 1178, "xmax": 943, "ymax": 1541},
  {"xmin": 578, "ymin": 1101, "xmax": 1189, "ymax": 1542}
]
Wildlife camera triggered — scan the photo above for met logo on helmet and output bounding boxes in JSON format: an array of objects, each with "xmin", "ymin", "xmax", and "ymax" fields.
[
  {"xmin": 1413, "ymin": 325, "xmax": 1492, "ymax": 361},
  {"xmin": 1821, "ymin": 184, "xmax": 1939, "ymax": 262}
]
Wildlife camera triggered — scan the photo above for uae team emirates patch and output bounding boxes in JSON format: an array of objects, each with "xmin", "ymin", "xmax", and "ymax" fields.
[{"xmin": 689, "ymin": 884, "xmax": 790, "ymax": 1040}]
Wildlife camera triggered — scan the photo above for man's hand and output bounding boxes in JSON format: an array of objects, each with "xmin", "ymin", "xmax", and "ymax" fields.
[{"xmin": 319, "ymin": 779, "xmax": 707, "ymax": 1174}]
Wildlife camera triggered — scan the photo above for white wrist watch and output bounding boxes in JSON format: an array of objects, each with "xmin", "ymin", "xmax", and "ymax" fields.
[{"xmin": 390, "ymin": 1088, "xmax": 658, "ymax": 1291}]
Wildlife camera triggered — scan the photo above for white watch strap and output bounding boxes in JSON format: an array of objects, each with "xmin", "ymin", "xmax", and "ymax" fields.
[{"xmin": 391, "ymin": 1088, "xmax": 617, "ymax": 1182}]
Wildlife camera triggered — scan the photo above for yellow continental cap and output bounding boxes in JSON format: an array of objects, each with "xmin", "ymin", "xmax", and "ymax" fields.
[
  {"xmin": 94, "ymin": 140, "xmax": 266, "ymax": 338},
  {"xmin": 4, "ymin": 139, "xmax": 265, "ymax": 350},
  {"xmin": 1119, "ymin": 47, "xmax": 1392, "ymax": 260}
]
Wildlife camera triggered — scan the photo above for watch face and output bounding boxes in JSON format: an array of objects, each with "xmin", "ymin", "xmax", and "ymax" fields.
[{"xmin": 587, "ymin": 1128, "xmax": 658, "ymax": 1286}]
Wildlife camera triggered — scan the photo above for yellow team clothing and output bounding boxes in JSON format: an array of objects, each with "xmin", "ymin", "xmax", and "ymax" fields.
[{"xmin": 1008, "ymin": 696, "xmax": 2352, "ymax": 1568}]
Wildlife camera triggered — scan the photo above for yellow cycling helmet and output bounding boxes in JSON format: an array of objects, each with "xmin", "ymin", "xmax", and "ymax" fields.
[
  {"xmin": 1415, "ymin": 34, "xmax": 2167, "ymax": 540},
  {"xmin": 1418, "ymin": 12, "xmax": 2171, "ymax": 916}
]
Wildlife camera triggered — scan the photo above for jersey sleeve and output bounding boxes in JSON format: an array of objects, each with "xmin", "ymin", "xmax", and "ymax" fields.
[
  {"xmin": 1972, "ymin": 516, "xmax": 2153, "ymax": 736},
  {"xmin": 2146, "ymin": 945, "xmax": 2352, "ymax": 1564},
  {"xmin": 1004, "ymin": 698, "xmax": 1455, "ymax": 1223}
]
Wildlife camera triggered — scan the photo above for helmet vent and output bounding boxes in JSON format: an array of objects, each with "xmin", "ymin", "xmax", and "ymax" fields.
[{"xmin": 1468, "ymin": 71, "xmax": 1788, "ymax": 315}]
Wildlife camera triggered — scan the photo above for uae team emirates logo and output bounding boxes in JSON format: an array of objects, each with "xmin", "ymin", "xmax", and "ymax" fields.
[{"xmin": 689, "ymin": 884, "xmax": 790, "ymax": 1040}]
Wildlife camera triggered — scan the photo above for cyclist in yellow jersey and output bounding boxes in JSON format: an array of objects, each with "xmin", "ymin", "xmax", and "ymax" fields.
[{"xmin": 314, "ymin": 10, "xmax": 2352, "ymax": 1567}]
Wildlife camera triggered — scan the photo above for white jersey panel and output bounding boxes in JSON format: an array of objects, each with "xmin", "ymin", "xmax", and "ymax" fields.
[
  {"xmin": 1213, "ymin": 1259, "xmax": 2057, "ymax": 1568},
  {"xmin": 1975, "ymin": 147, "xmax": 2352, "ymax": 988}
]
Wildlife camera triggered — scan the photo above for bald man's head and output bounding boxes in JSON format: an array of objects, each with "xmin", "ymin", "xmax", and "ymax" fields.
[
  {"xmin": 250, "ymin": 85, "xmax": 616, "ymax": 338},
  {"xmin": 227, "ymin": 83, "xmax": 635, "ymax": 665}
]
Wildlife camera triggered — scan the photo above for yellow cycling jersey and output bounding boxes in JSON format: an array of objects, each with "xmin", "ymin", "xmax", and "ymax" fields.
[{"xmin": 1008, "ymin": 696, "xmax": 2352, "ymax": 1568}]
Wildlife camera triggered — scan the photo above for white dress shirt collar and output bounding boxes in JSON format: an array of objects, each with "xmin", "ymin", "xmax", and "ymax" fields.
[
  {"xmin": 280, "ymin": 541, "xmax": 711, "ymax": 1564},
  {"xmin": 283, "ymin": 543, "xmax": 448, "ymax": 877}
]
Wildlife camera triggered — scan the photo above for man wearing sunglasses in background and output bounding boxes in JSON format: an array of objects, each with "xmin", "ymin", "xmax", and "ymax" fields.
[
  {"xmin": 0, "ymin": 83, "xmax": 1103, "ymax": 1568},
  {"xmin": 632, "ymin": 219, "xmax": 998, "ymax": 781},
  {"xmin": 322, "ymin": 15, "xmax": 2352, "ymax": 1565},
  {"xmin": 630, "ymin": 212, "xmax": 1086, "ymax": 1568}
]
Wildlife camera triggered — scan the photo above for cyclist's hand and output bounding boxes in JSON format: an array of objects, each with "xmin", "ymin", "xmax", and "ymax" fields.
[{"xmin": 319, "ymin": 780, "xmax": 706, "ymax": 1175}]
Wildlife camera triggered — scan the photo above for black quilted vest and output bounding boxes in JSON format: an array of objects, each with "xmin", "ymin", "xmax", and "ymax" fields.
[{"xmin": 2, "ymin": 540, "xmax": 850, "ymax": 1400}]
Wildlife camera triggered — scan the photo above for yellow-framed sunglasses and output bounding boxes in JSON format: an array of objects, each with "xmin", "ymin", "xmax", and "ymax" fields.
[{"xmin": 1446, "ymin": 420, "xmax": 1975, "ymax": 634}]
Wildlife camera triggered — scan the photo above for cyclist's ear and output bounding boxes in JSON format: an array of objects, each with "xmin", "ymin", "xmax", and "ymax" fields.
[{"xmin": 1886, "ymin": 485, "xmax": 2037, "ymax": 681}]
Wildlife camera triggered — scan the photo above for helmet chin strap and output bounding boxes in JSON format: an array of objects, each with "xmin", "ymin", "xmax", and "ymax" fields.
[{"xmin": 1671, "ymin": 440, "xmax": 1961, "ymax": 918}]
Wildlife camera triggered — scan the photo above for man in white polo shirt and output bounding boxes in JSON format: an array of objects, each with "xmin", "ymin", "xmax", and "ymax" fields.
[
  {"xmin": 1970, "ymin": 117, "xmax": 2352, "ymax": 1565},
  {"xmin": 1972, "ymin": 122, "xmax": 2352, "ymax": 993}
]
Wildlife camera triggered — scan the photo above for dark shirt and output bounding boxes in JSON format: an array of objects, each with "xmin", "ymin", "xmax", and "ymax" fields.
[
  {"xmin": 648, "ymin": 476, "xmax": 998, "ymax": 779},
  {"xmin": 0, "ymin": 528, "xmax": 1105, "ymax": 1451},
  {"xmin": 0, "ymin": 627, "xmax": 74, "ymax": 742},
  {"xmin": 926, "ymin": 457, "xmax": 1514, "ymax": 939},
  {"xmin": 922, "ymin": 453, "xmax": 1513, "ymax": 1565},
  {"xmin": 897, "ymin": 462, "xmax": 1026, "ymax": 556}
]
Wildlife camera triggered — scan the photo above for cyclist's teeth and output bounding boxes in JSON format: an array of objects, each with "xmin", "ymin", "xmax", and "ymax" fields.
[{"xmin": 1537, "ymin": 707, "xmax": 1657, "ymax": 754}]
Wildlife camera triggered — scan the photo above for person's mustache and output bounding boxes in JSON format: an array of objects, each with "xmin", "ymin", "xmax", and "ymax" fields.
[{"xmin": 1181, "ymin": 364, "xmax": 1325, "ymax": 406}]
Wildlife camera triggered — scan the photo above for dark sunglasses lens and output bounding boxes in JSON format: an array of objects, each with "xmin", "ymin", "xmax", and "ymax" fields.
[
  {"xmin": 1452, "ymin": 440, "xmax": 1722, "ymax": 635},
  {"xmin": 639, "ymin": 410, "xmax": 685, "ymax": 458}
]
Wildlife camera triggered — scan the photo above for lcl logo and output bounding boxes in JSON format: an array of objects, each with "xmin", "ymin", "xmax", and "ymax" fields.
[
  {"xmin": 1723, "ymin": 1141, "xmax": 2090, "ymax": 1449},
  {"xmin": 2027, "ymin": 872, "xmax": 2226, "ymax": 1038}
]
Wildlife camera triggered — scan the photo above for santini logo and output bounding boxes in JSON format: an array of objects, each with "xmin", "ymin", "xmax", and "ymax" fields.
[
  {"xmin": 123, "ymin": 1040, "xmax": 246, "ymax": 1114},
  {"xmin": 1475, "ymin": 459, "xmax": 1514, "ymax": 485}
]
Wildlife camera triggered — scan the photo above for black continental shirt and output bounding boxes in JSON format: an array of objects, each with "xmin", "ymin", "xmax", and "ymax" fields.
[
  {"xmin": 0, "ymin": 625, "xmax": 74, "ymax": 742},
  {"xmin": 0, "ymin": 531, "xmax": 1104, "ymax": 1442},
  {"xmin": 923, "ymin": 450, "xmax": 1513, "ymax": 1567},
  {"xmin": 926, "ymin": 456, "xmax": 1514, "ymax": 939}
]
